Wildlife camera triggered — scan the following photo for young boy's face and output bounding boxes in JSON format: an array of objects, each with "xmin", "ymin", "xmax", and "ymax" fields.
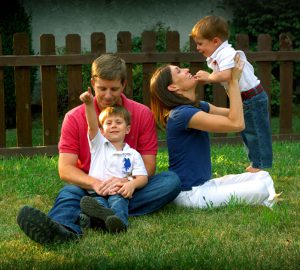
[
  {"xmin": 101, "ymin": 115, "xmax": 130, "ymax": 143},
  {"xmin": 193, "ymin": 37, "xmax": 220, "ymax": 58}
]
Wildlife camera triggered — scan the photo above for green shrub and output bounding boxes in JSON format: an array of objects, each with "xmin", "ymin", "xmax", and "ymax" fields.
[{"xmin": 0, "ymin": 0, "xmax": 36, "ymax": 128}]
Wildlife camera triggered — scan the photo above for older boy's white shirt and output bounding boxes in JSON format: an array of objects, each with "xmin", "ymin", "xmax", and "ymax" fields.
[
  {"xmin": 88, "ymin": 130, "xmax": 147, "ymax": 181},
  {"xmin": 206, "ymin": 41, "xmax": 260, "ymax": 91}
]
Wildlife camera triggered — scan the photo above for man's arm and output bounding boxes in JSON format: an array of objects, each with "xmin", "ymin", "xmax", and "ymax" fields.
[
  {"xmin": 58, "ymin": 153, "xmax": 105, "ymax": 192},
  {"xmin": 141, "ymin": 154, "xmax": 156, "ymax": 177}
]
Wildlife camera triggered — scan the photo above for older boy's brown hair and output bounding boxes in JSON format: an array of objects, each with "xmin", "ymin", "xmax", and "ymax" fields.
[{"xmin": 190, "ymin": 15, "xmax": 229, "ymax": 41}]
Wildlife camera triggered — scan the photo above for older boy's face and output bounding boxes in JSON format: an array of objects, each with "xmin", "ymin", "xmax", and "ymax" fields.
[
  {"xmin": 91, "ymin": 77, "xmax": 125, "ymax": 109},
  {"xmin": 194, "ymin": 37, "xmax": 219, "ymax": 58}
]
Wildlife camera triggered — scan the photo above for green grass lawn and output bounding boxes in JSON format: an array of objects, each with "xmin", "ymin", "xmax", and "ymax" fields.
[{"xmin": 0, "ymin": 141, "xmax": 299, "ymax": 270}]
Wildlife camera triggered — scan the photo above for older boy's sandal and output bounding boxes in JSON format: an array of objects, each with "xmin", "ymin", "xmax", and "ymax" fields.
[{"xmin": 17, "ymin": 206, "xmax": 78, "ymax": 244}]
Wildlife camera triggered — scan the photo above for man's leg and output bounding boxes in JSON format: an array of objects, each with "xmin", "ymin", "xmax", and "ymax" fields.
[
  {"xmin": 17, "ymin": 185, "xmax": 86, "ymax": 244},
  {"xmin": 128, "ymin": 171, "xmax": 181, "ymax": 216},
  {"xmin": 48, "ymin": 185, "xmax": 87, "ymax": 233}
]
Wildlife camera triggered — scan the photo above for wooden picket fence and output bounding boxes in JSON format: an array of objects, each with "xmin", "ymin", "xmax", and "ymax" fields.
[{"xmin": 0, "ymin": 31, "xmax": 300, "ymax": 157}]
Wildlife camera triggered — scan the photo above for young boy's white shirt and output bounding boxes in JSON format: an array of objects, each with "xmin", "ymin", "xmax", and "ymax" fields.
[
  {"xmin": 88, "ymin": 130, "xmax": 147, "ymax": 181},
  {"xmin": 206, "ymin": 40, "xmax": 260, "ymax": 91}
]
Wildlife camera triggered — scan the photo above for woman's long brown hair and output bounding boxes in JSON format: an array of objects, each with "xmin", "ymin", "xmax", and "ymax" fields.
[{"xmin": 150, "ymin": 65, "xmax": 199, "ymax": 128}]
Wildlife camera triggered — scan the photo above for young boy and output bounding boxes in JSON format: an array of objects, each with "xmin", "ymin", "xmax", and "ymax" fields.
[
  {"xmin": 79, "ymin": 87, "xmax": 148, "ymax": 233},
  {"xmin": 190, "ymin": 15, "xmax": 273, "ymax": 173}
]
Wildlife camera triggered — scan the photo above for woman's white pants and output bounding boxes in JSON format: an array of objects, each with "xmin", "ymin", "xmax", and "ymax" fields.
[{"xmin": 173, "ymin": 171, "xmax": 278, "ymax": 208}]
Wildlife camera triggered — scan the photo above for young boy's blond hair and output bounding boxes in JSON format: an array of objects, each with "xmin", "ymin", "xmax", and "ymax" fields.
[
  {"xmin": 99, "ymin": 106, "xmax": 131, "ymax": 127},
  {"xmin": 190, "ymin": 15, "xmax": 230, "ymax": 41}
]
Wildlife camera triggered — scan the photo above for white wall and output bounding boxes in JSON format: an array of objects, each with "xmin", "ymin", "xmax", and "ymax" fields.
[{"xmin": 22, "ymin": 0, "xmax": 232, "ymax": 53}]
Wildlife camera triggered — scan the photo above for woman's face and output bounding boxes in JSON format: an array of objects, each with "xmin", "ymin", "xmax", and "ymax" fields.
[{"xmin": 169, "ymin": 65, "xmax": 197, "ymax": 93}]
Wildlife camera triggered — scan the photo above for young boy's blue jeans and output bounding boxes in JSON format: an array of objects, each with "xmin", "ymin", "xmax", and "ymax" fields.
[
  {"xmin": 48, "ymin": 171, "xmax": 181, "ymax": 234},
  {"xmin": 94, "ymin": 194, "xmax": 129, "ymax": 226},
  {"xmin": 241, "ymin": 90, "xmax": 273, "ymax": 169}
]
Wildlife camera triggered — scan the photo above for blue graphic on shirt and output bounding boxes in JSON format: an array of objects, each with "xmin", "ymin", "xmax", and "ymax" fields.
[{"xmin": 123, "ymin": 157, "xmax": 131, "ymax": 172}]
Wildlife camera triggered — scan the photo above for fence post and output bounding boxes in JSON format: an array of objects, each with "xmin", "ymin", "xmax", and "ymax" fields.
[
  {"xmin": 166, "ymin": 31, "xmax": 180, "ymax": 66},
  {"xmin": 91, "ymin": 32, "xmax": 106, "ymax": 56},
  {"xmin": 117, "ymin": 31, "xmax": 133, "ymax": 99},
  {"xmin": 66, "ymin": 34, "xmax": 82, "ymax": 110},
  {"xmin": 279, "ymin": 33, "xmax": 293, "ymax": 134},
  {"xmin": 14, "ymin": 32, "xmax": 32, "ymax": 147},
  {"xmin": 189, "ymin": 36, "xmax": 205, "ymax": 100},
  {"xmin": 142, "ymin": 31, "xmax": 156, "ymax": 107},
  {"xmin": 257, "ymin": 34, "xmax": 272, "ymax": 117},
  {"xmin": 40, "ymin": 34, "xmax": 58, "ymax": 145},
  {"xmin": 0, "ymin": 35, "xmax": 5, "ymax": 147}
]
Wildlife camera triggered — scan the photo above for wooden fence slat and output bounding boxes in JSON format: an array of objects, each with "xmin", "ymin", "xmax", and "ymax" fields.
[
  {"xmin": 91, "ymin": 32, "xmax": 106, "ymax": 55},
  {"xmin": 66, "ymin": 34, "xmax": 82, "ymax": 110},
  {"xmin": 279, "ymin": 33, "xmax": 293, "ymax": 134},
  {"xmin": 0, "ymin": 35, "xmax": 5, "ymax": 147},
  {"xmin": 189, "ymin": 36, "xmax": 205, "ymax": 100},
  {"xmin": 142, "ymin": 31, "xmax": 156, "ymax": 107},
  {"xmin": 117, "ymin": 31, "xmax": 133, "ymax": 99},
  {"xmin": 14, "ymin": 32, "xmax": 32, "ymax": 147},
  {"xmin": 257, "ymin": 34, "xmax": 272, "ymax": 116},
  {"xmin": 166, "ymin": 31, "xmax": 180, "ymax": 66},
  {"xmin": 40, "ymin": 34, "xmax": 58, "ymax": 145}
]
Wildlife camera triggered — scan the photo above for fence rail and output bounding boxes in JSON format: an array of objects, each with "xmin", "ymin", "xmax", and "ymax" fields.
[{"xmin": 0, "ymin": 31, "xmax": 299, "ymax": 157}]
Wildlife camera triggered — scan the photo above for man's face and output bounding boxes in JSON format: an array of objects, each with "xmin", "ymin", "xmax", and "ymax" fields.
[{"xmin": 91, "ymin": 77, "xmax": 125, "ymax": 109}]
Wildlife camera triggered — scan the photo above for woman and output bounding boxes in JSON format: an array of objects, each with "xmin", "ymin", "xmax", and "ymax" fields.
[{"xmin": 150, "ymin": 55, "xmax": 279, "ymax": 208}]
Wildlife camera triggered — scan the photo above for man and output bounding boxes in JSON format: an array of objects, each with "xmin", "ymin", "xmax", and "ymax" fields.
[{"xmin": 17, "ymin": 53, "xmax": 181, "ymax": 244}]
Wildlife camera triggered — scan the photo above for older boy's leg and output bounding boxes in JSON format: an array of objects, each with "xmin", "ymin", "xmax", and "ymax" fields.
[
  {"xmin": 128, "ymin": 171, "xmax": 181, "ymax": 216},
  {"xmin": 242, "ymin": 91, "xmax": 272, "ymax": 172}
]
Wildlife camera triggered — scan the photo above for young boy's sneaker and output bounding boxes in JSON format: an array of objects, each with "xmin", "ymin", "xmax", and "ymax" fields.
[
  {"xmin": 105, "ymin": 215, "xmax": 127, "ymax": 233},
  {"xmin": 80, "ymin": 196, "xmax": 114, "ymax": 223},
  {"xmin": 78, "ymin": 213, "xmax": 91, "ymax": 228},
  {"xmin": 17, "ymin": 206, "xmax": 78, "ymax": 244},
  {"xmin": 80, "ymin": 196, "xmax": 127, "ymax": 232}
]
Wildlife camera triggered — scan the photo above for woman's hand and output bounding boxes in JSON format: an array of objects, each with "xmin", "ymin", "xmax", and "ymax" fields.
[{"xmin": 232, "ymin": 53, "xmax": 244, "ymax": 81}]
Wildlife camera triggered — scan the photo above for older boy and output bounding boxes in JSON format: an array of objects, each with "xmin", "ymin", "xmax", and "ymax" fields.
[{"xmin": 191, "ymin": 15, "xmax": 273, "ymax": 173}]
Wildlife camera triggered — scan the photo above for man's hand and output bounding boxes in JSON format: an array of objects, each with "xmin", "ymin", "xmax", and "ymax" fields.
[{"xmin": 94, "ymin": 176, "xmax": 128, "ymax": 196}]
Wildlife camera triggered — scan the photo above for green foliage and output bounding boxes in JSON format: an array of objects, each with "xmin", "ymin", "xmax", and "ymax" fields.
[
  {"xmin": 0, "ymin": 0, "xmax": 36, "ymax": 128},
  {"xmin": 219, "ymin": 0, "xmax": 300, "ymax": 50}
]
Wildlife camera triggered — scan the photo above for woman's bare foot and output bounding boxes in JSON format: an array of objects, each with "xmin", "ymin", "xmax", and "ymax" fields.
[{"xmin": 246, "ymin": 166, "xmax": 261, "ymax": 173}]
